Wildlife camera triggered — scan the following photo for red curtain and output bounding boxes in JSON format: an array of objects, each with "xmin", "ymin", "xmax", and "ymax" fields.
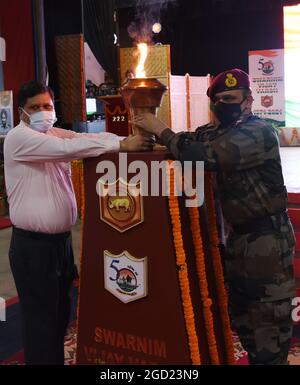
[{"xmin": 0, "ymin": 0, "xmax": 35, "ymax": 124}]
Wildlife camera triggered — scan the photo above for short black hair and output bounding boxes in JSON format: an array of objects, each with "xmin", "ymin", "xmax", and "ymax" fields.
[{"xmin": 17, "ymin": 81, "xmax": 54, "ymax": 108}]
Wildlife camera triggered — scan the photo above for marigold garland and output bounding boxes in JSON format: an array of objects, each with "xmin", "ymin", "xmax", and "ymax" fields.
[
  {"xmin": 79, "ymin": 162, "xmax": 85, "ymax": 220},
  {"xmin": 188, "ymin": 206, "xmax": 220, "ymax": 364},
  {"xmin": 71, "ymin": 160, "xmax": 85, "ymax": 219},
  {"xmin": 73, "ymin": 160, "xmax": 86, "ymax": 364},
  {"xmin": 204, "ymin": 173, "xmax": 235, "ymax": 364},
  {"xmin": 167, "ymin": 161, "xmax": 201, "ymax": 365}
]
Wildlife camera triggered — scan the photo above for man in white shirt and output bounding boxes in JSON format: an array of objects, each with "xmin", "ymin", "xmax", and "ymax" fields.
[{"xmin": 4, "ymin": 80, "xmax": 153, "ymax": 365}]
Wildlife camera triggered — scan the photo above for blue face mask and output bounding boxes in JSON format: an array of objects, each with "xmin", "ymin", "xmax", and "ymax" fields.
[{"xmin": 22, "ymin": 108, "xmax": 57, "ymax": 132}]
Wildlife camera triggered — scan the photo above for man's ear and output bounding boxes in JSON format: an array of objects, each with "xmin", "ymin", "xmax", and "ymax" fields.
[{"xmin": 18, "ymin": 107, "xmax": 28, "ymax": 123}]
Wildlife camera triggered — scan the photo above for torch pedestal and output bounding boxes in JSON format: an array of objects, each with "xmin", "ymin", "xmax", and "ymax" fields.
[
  {"xmin": 99, "ymin": 95, "xmax": 130, "ymax": 137},
  {"xmin": 76, "ymin": 151, "xmax": 235, "ymax": 365}
]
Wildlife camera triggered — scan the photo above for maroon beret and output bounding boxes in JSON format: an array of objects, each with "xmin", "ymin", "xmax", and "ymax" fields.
[{"xmin": 207, "ymin": 68, "xmax": 250, "ymax": 98}]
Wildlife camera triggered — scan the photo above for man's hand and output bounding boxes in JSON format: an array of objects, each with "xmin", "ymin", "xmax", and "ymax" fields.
[
  {"xmin": 132, "ymin": 113, "xmax": 168, "ymax": 136},
  {"xmin": 120, "ymin": 134, "xmax": 155, "ymax": 152}
]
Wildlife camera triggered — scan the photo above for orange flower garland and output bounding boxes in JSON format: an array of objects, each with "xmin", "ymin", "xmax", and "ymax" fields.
[
  {"xmin": 74, "ymin": 160, "xmax": 85, "ymax": 362},
  {"xmin": 71, "ymin": 160, "xmax": 85, "ymax": 219},
  {"xmin": 204, "ymin": 173, "xmax": 235, "ymax": 364},
  {"xmin": 167, "ymin": 161, "xmax": 201, "ymax": 365},
  {"xmin": 188, "ymin": 206, "xmax": 220, "ymax": 364},
  {"xmin": 79, "ymin": 161, "xmax": 85, "ymax": 220}
]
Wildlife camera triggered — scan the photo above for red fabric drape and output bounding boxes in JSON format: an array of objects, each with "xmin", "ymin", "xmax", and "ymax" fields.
[{"xmin": 0, "ymin": 0, "xmax": 35, "ymax": 124}]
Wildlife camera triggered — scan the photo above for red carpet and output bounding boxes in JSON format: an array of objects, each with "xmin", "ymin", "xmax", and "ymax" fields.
[
  {"xmin": 0, "ymin": 217, "xmax": 11, "ymax": 230},
  {"xmin": 288, "ymin": 193, "xmax": 300, "ymax": 309},
  {"xmin": 1, "ymin": 321, "xmax": 77, "ymax": 365}
]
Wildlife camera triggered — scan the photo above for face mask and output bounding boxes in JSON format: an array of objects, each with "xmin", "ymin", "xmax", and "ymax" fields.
[
  {"xmin": 212, "ymin": 97, "xmax": 247, "ymax": 126},
  {"xmin": 21, "ymin": 108, "xmax": 57, "ymax": 132}
]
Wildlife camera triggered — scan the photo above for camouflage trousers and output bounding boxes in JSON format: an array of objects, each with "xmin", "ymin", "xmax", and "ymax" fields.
[{"xmin": 225, "ymin": 218, "xmax": 296, "ymax": 365}]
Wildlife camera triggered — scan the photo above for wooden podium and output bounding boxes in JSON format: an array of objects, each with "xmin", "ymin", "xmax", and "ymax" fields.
[{"xmin": 76, "ymin": 151, "xmax": 235, "ymax": 365}]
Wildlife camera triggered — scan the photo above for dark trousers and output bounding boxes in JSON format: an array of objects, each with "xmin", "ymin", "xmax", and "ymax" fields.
[
  {"xmin": 9, "ymin": 226, "xmax": 76, "ymax": 365},
  {"xmin": 225, "ymin": 220, "xmax": 296, "ymax": 365}
]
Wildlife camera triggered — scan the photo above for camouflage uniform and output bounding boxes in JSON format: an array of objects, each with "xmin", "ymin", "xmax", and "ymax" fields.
[{"xmin": 160, "ymin": 113, "xmax": 296, "ymax": 365}]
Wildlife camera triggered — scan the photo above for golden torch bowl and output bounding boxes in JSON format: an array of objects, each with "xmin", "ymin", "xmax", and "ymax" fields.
[{"xmin": 120, "ymin": 77, "xmax": 168, "ymax": 137}]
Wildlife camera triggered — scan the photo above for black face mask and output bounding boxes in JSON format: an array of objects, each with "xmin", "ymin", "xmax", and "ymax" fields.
[{"xmin": 212, "ymin": 97, "xmax": 247, "ymax": 126}]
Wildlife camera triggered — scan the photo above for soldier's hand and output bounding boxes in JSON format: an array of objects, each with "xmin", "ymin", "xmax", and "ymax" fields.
[
  {"xmin": 119, "ymin": 134, "xmax": 155, "ymax": 152},
  {"xmin": 132, "ymin": 113, "xmax": 168, "ymax": 136}
]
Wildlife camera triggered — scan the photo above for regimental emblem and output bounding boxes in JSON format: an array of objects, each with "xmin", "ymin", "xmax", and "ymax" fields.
[
  {"xmin": 104, "ymin": 250, "xmax": 148, "ymax": 303},
  {"xmin": 258, "ymin": 59, "xmax": 274, "ymax": 75},
  {"xmin": 261, "ymin": 95, "xmax": 273, "ymax": 108},
  {"xmin": 99, "ymin": 178, "xmax": 144, "ymax": 233},
  {"xmin": 225, "ymin": 73, "xmax": 238, "ymax": 88}
]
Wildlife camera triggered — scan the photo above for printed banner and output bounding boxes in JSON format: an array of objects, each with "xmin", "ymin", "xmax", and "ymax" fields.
[{"xmin": 248, "ymin": 49, "xmax": 285, "ymax": 127}]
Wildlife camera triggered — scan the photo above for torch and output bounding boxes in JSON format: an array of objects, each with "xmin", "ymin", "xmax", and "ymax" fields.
[{"xmin": 120, "ymin": 43, "xmax": 168, "ymax": 139}]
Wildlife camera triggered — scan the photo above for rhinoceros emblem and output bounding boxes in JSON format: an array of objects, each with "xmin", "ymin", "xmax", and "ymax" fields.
[
  {"xmin": 99, "ymin": 178, "xmax": 144, "ymax": 233},
  {"xmin": 108, "ymin": 197, "xmax": 130, "ymax": 212}
]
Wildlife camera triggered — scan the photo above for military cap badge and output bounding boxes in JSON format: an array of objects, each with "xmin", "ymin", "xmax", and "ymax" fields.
[{"xmin": 225, "ymin": 73, "xmax": 238, "ymax": 88}]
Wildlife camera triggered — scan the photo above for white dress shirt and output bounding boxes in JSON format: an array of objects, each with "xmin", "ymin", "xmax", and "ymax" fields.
[{"xmin": 4, "ymin": 121, "xmax": 122, "ymax": 234}]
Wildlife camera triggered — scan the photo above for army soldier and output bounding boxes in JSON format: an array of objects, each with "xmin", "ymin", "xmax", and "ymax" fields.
[{"xmin": 133, "ymin": 68, "xmax": 296, "ymax": 365}]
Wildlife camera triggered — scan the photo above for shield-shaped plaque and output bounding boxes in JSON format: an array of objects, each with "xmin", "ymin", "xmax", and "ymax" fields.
[
  {"xmin": 104, "ymin": 250, "xmax": 148, "ymax": 303},
  {"xmin": 99, "ymin": 178, "xmax": 144, "ymax": 232},
  {"xmin": 261, "ymin": 95, "xmax": 273, "ymax": 108}
]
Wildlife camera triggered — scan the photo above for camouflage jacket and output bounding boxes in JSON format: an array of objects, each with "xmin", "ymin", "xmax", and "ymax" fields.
[{"xmin": 160, "ymin": 113, "xmax": 287, "ymax": 225}]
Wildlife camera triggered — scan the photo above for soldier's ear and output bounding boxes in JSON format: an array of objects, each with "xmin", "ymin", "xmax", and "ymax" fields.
[
  {"xmin": 244, "ymin": 94, "xmax": 253, "ymax": 106},
  {"xmin": 209, "ymin": 101, "xmax": 216, "ymax": 112}
]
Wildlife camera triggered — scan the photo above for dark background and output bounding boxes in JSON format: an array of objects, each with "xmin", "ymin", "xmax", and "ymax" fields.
[
  {"xmin": 117, "ymin": 0, "xmax": 285, "ymax": 76},
  {"xmin": 43, "ymin": 0, "xmax": 300, "ymax": 81},
  {"xmin": 2, "ymin": 0, "xmax": 299, "ymax": 123},
  {"xmin": 44, "ymin": 0, "xmax": 84, "ymax": 98}
]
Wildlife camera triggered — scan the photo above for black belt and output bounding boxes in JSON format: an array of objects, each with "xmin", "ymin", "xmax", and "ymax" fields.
[
  {"xmin": 231, "ymin": 211, "xmax": 289, "ymax": 235},
  {"xmin": 12, "ymin": 226, "xmax": 71, "ymax": 241}
]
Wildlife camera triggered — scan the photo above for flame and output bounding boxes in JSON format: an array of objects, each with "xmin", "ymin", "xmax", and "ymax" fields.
[{"xmin": 135, "ymin": 43, "xmax": 148, "ymax": 78}]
